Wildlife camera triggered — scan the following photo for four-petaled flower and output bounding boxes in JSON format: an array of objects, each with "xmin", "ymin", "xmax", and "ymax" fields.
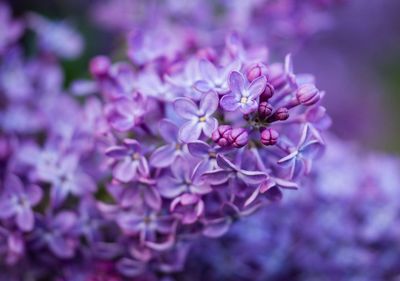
[
  {"xmin": 174, "ymin": 91, "xmax": 219, "ymax": 142},
  {"xmin": 202, "ymin": 154, "xmax": 268, "ymax": 186},
  {"xmin": 277, "ymin": 124, "xmax": 323, "ymax": 179},
  {"xmin": 158, "ymin": 157, "xmax": 212, "ymax": 224},
  {"xmin": 150, "ymin": 119, "xmax": 185, "ymax": 168},
  {"xmin": 194, "ymin": 59, "xmax": 241, "ymax": 94},
  {"xmin": 106, "ymin": 139, "xmax": 149, "ymax": 183},
  {"xmin": 220, "ymin": 71, "xmax": 267, "ymax": 114},
  {"xmin": 105, "ymin": 94, "xmax": 146, "ymax": 132},
  {"xmin": 0, "ymin": 175, "xmax": 42, "ymax": 232}
]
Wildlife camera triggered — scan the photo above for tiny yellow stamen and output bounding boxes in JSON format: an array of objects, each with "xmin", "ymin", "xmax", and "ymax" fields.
[
  {"xmin": 240, "ymin": 96, "xmax": 248, "ymax": 104},
  {"xmin": 199, "ymin": 116, "xmax": 206, "ymax": 122}
]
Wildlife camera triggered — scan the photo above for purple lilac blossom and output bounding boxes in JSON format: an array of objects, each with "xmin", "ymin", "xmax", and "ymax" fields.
[{"xmin": 0, "ymin": 2, "xmax": 338, "ymax": 280}]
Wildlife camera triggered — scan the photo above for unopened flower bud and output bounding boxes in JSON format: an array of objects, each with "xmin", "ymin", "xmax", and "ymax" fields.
[
  {"xmin": 258, "ymin": 102, "xmax": 274, "ymax": 119},
  {"xmin": 267, "ymin": 107, "xmax": 289, "ymax": 123},
  {"xmin": 296, "ymin": 84, "xmax": 320, "ymax": 106},
  {"xmin": 229, "ymin": 128, "xmax": 249, "ymax": 148},
  {"xmin": 246, "ymin": 63, "xmax": 268, "ymax": 82},
  {"xmin": 90, "ymin": 56, "xmax": 110, "ymax": 78},
  {"xmin": 268, "ymin": 65, "xmax": 287, "ymax": 90},
  {"xmin": 212, "ymin": 125, "xmax": 232, "ymax": 147},
  {"xmin": 260, "ymin": 83, "xmax": 275, "ymax": 102},
  {"xmin": 261, "ymin": 128, "xmax": 279, "ymax": 146}
]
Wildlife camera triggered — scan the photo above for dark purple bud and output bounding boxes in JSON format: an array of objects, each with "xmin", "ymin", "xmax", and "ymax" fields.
[
  {"xmin": 267, "ymin": 107, "xmax": 289, "ymax": 123},
  {"xmin": 260, "ymin": 83, "xmax": 275, "ymax": 102},
  {"xmin": 246, "ymin": 63, "xmax": 268, "ymax": 82},
  {"xmin": 258, "ymin": 102, "xmax": 274, "ymax": 119},
  {"xmin": 90, "ymin": 56, "xmax": 111, "ymax": 78},
  {"xmin": 296, "ymin": 84, "xmax": 321, "ymax": 106},
  {"xmin": 228, "ymin": 128, "xmax": 249, "ymax": 148},
  {"xmin": 260, "ymin": 128, "xmax": 279, "ymax": 146},
  {"xmin": 212, "ymin": 125, "xmax": 233, "ymax": 147}
]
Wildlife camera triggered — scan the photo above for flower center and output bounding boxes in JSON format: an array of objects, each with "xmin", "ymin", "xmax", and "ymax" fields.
[
  {"xmin": 208, "ymin": 151, "xmax": 217, "ymax": 158},
  {"xmin": 132, "ymin": 152, "xmax": 140, "ymax": 160},
  {"xmin": 240, "ymin": 96, "xmax": 248, "ymax": 104},
  {"xmin": 198, "ymin": 115, "xmax": 206, "ymax": 122}
]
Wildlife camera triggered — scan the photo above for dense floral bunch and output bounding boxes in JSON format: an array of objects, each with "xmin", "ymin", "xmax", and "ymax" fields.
[
  {"xmin": 182, "ymin": 137, "xmax": 400, "ymax": 281},
  {"xmin": 0, "ymin": 2, "xmax": 332, "ymax": 279},
  {"xmin": 82, "ymin": 30, "xmax": 330, "ymax": 277}
]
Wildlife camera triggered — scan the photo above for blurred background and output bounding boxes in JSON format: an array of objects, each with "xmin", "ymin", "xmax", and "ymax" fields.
[{"xmin": 8, "ymin": 0, "xmax": 400, "ymax": 152}]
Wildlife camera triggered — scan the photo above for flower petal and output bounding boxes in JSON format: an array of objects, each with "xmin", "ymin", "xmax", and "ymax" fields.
[
  {"xmin": 16, "ymin": 208, "xmax": 34, "ymax": 232},
  {"xmin": 187, "ymin": 141, "xmax": 210, "ymax": 157},
  {"xmin": 199, "ymin": 59, "xmax": 218, "ymax": 83},
  {"xmin": 244, "ymin": 185, "xmax": 261, "ymax": 207},
  {"xmin": 113, "ymin": 159, "xmax": 139, "ymax": 183},
  {"xmin": 27, "ymin": 184, "xmax": 43, "ymax": 206},
  {"xmin": 228, "ymin": 71, "xmax": 245, "ymax": 95},
  {"xmin": 216, "ymin": 154, "xmax": 237, "ymax": 171},
  {"xmin": 158, "ymin": 179, "xmax": 186, "ymax": 199},
  {"xmin": 193, "ymin": 80, "xmax": 211, "ymax": 93},
  {"xmin": 200, "ymin": 91, "xmax": 219, "ymax": 116},
  {"xmin": 173, "ymin": 97, "xmax": 198, "ymax": 120},
  {"xmin": 150, "ymin": 144, "xmax": 177, "ymax": 168},
  {"xmin": 105, "ymin": 146, "xmax": 128, "ymax": 158},
  {"xmin": 238, "ymin": 170, "xmax": 268, "ymax": 185},
  {"xmin": 220, "ymin": 94, "xmax": 240, "ymax": 112},
  {"xmin": 179, "ymin": 120, "xmax": 202, "ymax": 143},
  {"xmin": 143, "ymin": 187, "xmax": 162, "ymax": 211},
  {"xmin": 248, "ymin": 75, "xmax": 267, "ymax": 99},
  {"xmin": 159, "ymin": 119, "xmax": 178, "ymax": 143},
  {"xmin": 202, "ymin": 169, "xmax": 231, "ymax": 185},
  {"xmin": 202, "ymin": 217, "xmax": 232, "ymax": 238},
  {"xmin": 202, "ymin": 117, "xmax": 218, "ymax": 137}
]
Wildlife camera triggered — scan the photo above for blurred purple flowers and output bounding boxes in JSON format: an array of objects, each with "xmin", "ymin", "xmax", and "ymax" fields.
[{"xmin": 2, "ymin": 1, "xmax": 398, "ymax": 281}]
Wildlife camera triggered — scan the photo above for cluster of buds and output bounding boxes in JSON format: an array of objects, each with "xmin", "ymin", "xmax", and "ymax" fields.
[{"xmin": 212, "ymin": 126, "xmax": 249, "ymax": 148}]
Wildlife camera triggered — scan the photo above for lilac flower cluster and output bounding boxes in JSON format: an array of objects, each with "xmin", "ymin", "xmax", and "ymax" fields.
[
  {"xmin": 183, "ymin": 137, "xmax": 400, "ymax": 281},
  {"xmin": 76, "ymin": 29, "xmax": 329, "ymax": 277},
  {"xmin": 0, "ymin": 2, "xmax": 332, "ymax": 279}
]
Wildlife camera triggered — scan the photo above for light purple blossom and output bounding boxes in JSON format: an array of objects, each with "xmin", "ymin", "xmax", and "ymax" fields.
[
  {"xmin": 277, "ymin": 125, "xmax": 323, "ymax": 179},
  {"xmin": 194, "ymin": 59, "xmax": 241, "ymax": 94},
  {"xmin": 174, "ymin": 91, "xmax": 219, "ymax": 142},
  {"xmin": 105, "ymin": 139, "xmax": 149, "ymax": 183},
  {"xmin": 203, "ymin": 154, "xmax": 268, "ymax": 186},
  {"xmin": 220, "ymin": 71, "xmax": 267, "ymax": 114},
  {"xmin": 150, "ymin": 119, "xmax": 185, "ymax": 168},
  {"xmin": 32, "ymin": 212, "xmax": 78, "ymax": 258},
  {"xmin": 0, "ymin": 175, "xmax": 42, "ymax": 232},
  {"xmin": 105, "ymin": 94, "xmax": 146, "ymax": 132}
]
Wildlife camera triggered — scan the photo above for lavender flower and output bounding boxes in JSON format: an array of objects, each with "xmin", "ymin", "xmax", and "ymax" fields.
[
  {"xmin": 0, "ymin": 2, "xmax": 336, "ymax": 278},
  {"xmin": 150, "ymin": 119, "xmax": 185, "ymax": 168},
  {"xmin": 0, "ymin": 175, "xmax": 42, "ymax": 232},
  {"xmin": 220, "ymin": 71, "xmax": 267, "ymax": 114},
  {"xmin": 174, "ymin": 91, "xmax": 219, "ymax": 142},
  {"xmin": 105, "ymin": 139, "xmax": 149, "ymax": 183},
  {"xmin": 194, "ymin": 59, "xmax": 241, "ymax": 94}
]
